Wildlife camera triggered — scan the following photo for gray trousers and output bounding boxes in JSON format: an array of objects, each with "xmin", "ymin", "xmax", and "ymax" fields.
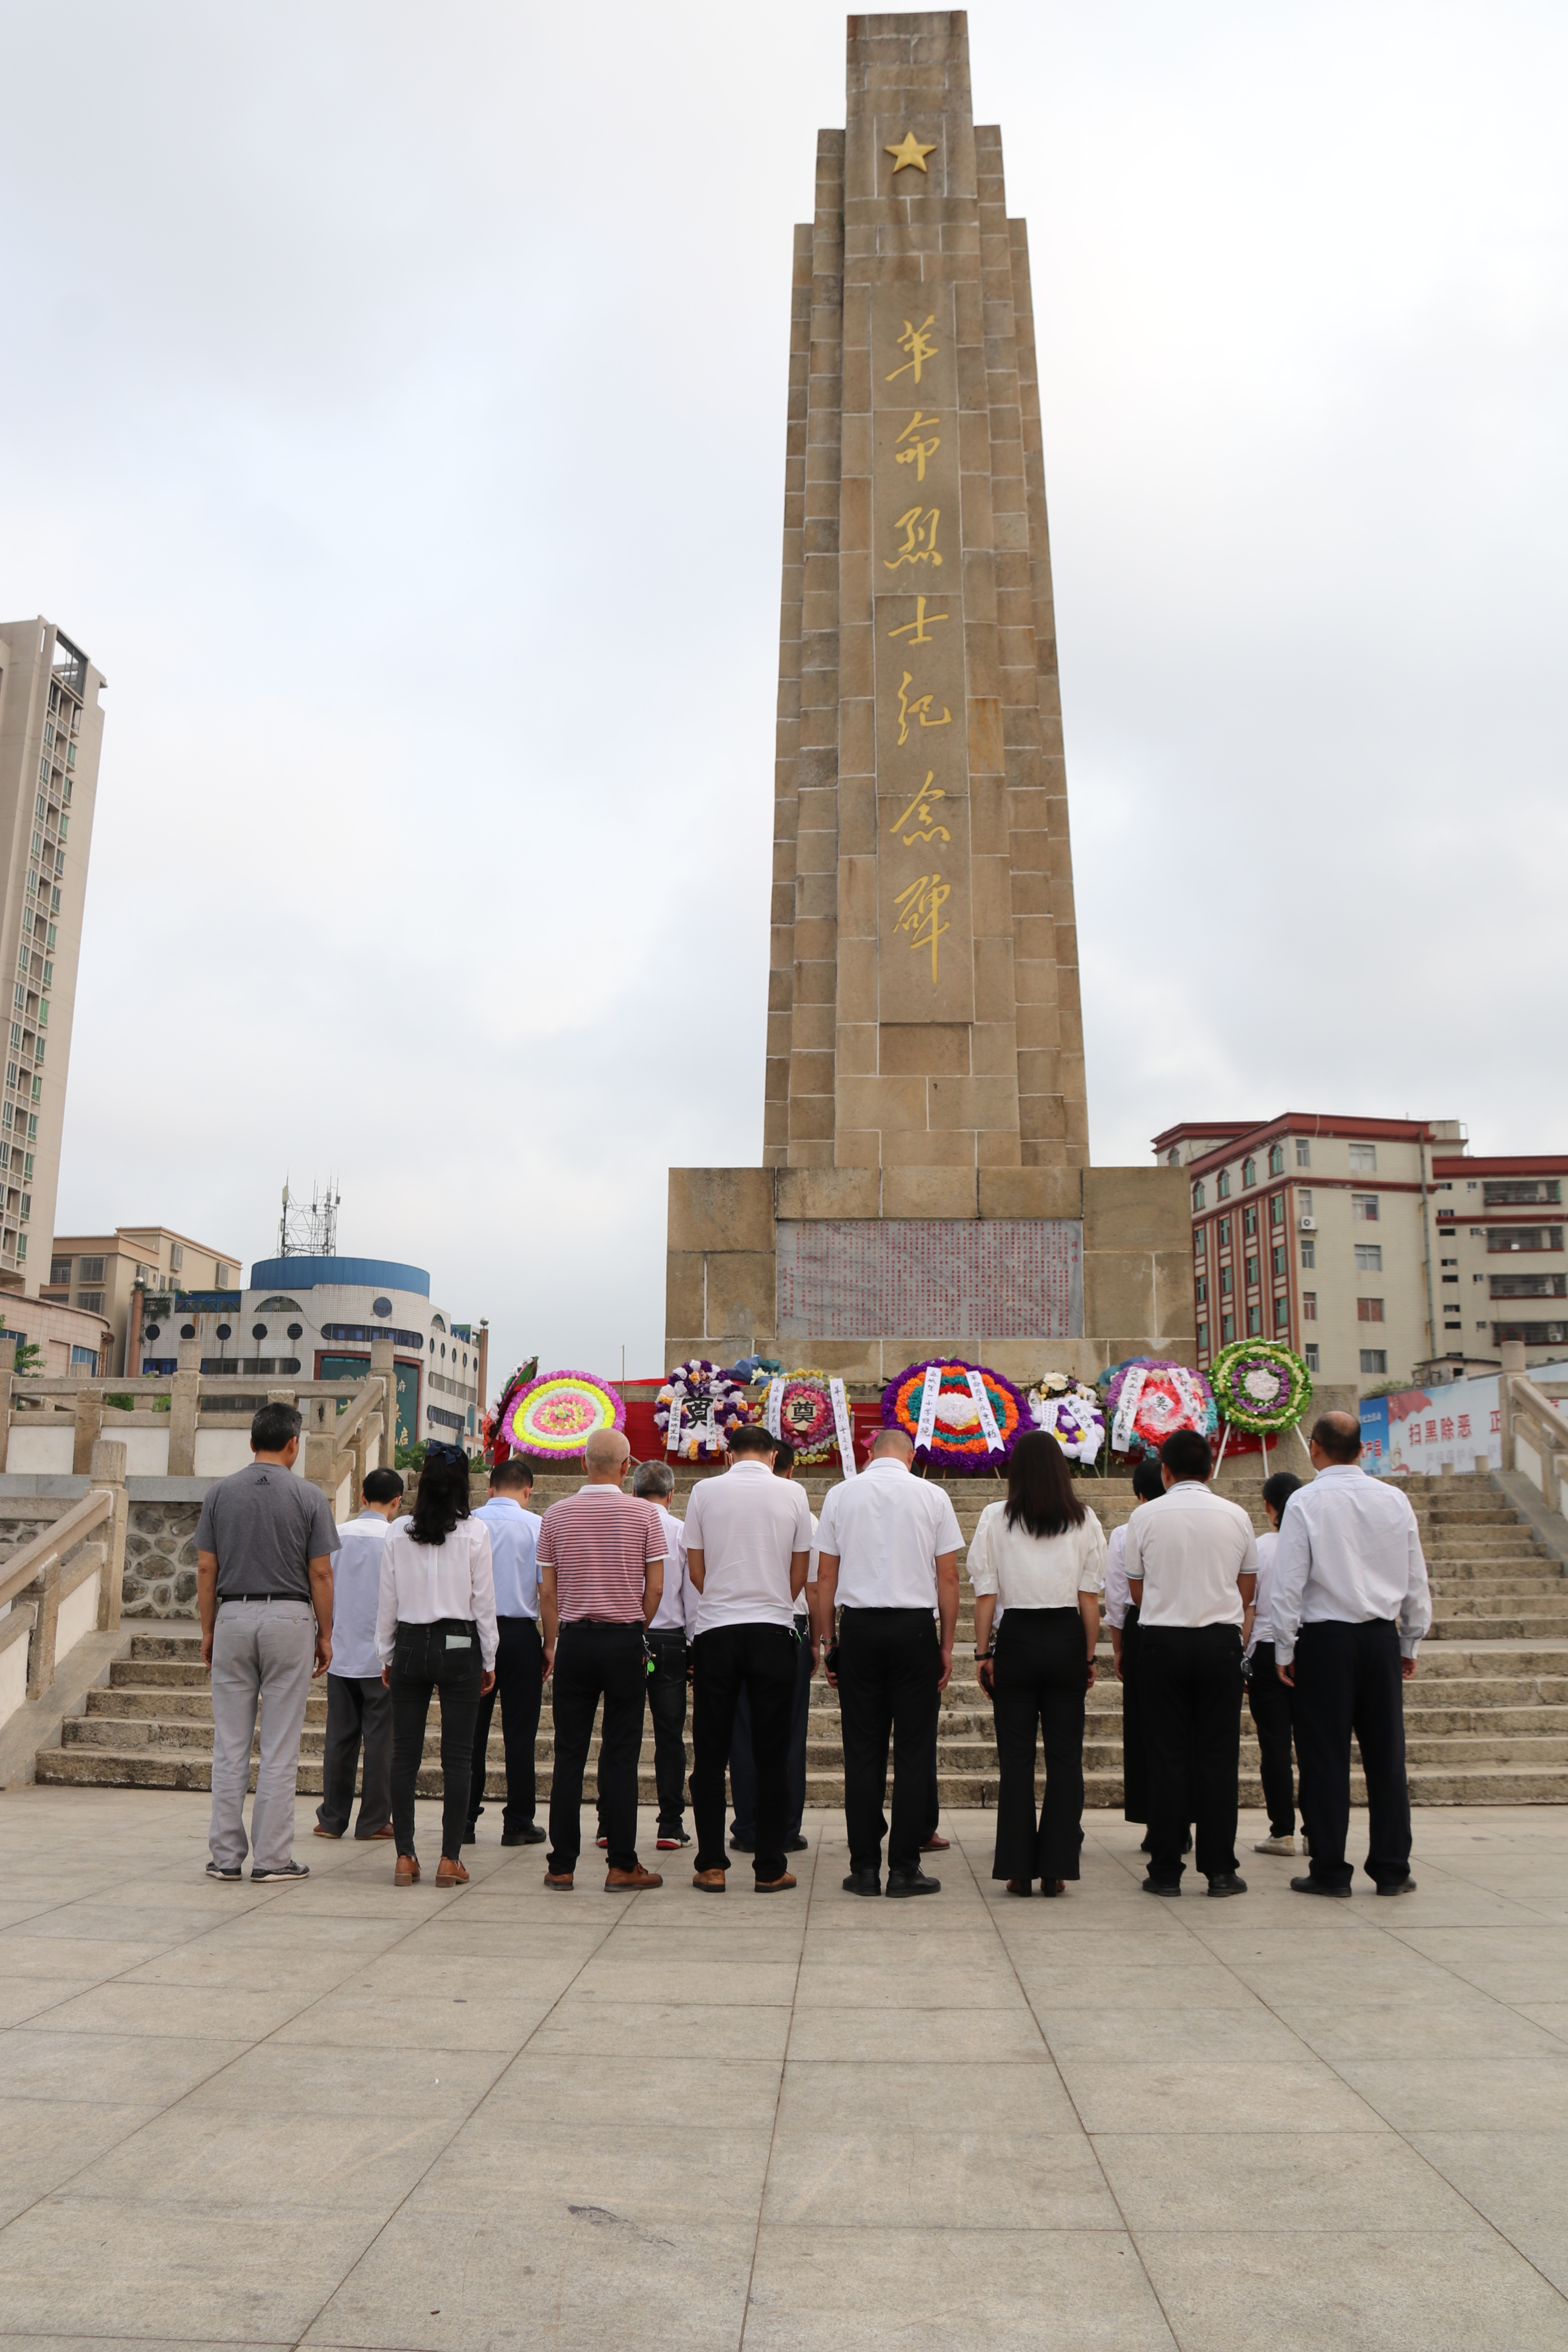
[
  {"xmin": 209, "ymin": 1599, "xmax": 316, "ymax": 1872},
  {"xmin": 316, "ymin": 1672, "xmax": 393, "ymax": 1837}
]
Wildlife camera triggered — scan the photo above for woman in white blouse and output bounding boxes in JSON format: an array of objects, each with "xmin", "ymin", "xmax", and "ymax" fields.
[
  {"xmin": 971, "ymin": 1430, "xmax": 1106, "ymax": 1896},
  {"xmin": 377, "ymin": 1445, "xmax": 497, "ymax": 1887}
]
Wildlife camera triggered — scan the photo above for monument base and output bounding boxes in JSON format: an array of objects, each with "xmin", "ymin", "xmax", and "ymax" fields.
[{"xmin": 666, "ymin": 1164, "xmax": 1194, "ymax": 1388}]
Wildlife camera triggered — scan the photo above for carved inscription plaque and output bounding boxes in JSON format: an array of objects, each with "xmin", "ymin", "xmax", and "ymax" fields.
[{"xmin": 775, "ymin": 1219, "xmax": 1083, "ymax": 1341}]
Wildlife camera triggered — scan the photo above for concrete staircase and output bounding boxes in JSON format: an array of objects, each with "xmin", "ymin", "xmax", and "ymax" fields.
[{"xmin": 35, "ymin": 1468, "xmax": 1568, "ymax": 1808}]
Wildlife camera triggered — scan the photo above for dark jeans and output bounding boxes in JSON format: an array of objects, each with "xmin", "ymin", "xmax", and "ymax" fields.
[
  {"xmin": 1142, "ymin": 1622, "xmax": 1244, "ymax": 1887},
  {"xmin": 1292, "ymin": 1617, "xmax": 1412, "ymax": 1889},
  {"xmin": 989, "ymin": 1607, "xmax": 1087, "ymax": 1884},
  {"xmin": 388, "ymin": 1619, "xmax": 483, "ymax": 1862},
  {"xmin": 466, "ymin": 1615, "xmax": 544, "ymax": 1834},
  {"xmin": 837, "ymin": 1606, "xmax": 941, "ymax": 1878},
  {"xmin": 1119, "ymin": 1602, "xmax": 1149, "ymax": 1824},
  {"xmin": 316, "ymin": 1671, "xmax": 393, "ymax": 1837},
  {"xmin": 729, "ymin": 1618, "xmax": 812, "ymax": 1842},
  {"xmin": 1247, "ymin": 1640, "xmax": 1297, "ymax": 1838},
  {"xmin": 692, "ymin": 1621, "xmax": 798, "ymax": 1883},
  {"xmin": 549, "ymin": 1621, "xmax": 646, "ymax": 1876}
]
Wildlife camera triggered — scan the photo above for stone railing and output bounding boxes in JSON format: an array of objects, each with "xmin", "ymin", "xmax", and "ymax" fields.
[
  {"xmin": 0, "ymin": 1438, "xmax": 127, "ymax": 1728},
  {"xmin": 1499, "ymin": 1341, "xmax": 1568, "ymax": 1515}
]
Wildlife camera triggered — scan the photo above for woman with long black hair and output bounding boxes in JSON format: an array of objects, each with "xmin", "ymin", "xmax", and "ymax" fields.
[
  {"xmin": 377, "ymin": 1445, "xmax": 497, "ymax": 1886},
  {"xmin": 971, "ymin": 1430, "xmax": 1106, "ymax": 1896}
]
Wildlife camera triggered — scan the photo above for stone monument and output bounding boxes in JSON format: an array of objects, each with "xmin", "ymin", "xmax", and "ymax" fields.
[{"xmin": 667, "ymin": 9, "xmax": 1192, "ymax": 1388}]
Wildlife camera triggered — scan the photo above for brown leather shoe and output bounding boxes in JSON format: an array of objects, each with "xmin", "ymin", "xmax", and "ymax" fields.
[
  {"xmin": 755, "ymin": 1871, "xmax": 797, "ymax": 1893},
  {"xmin": 312, "ymin": 1825, "xmax": 342, "ymax": 1839},
  {"xmin": 922, "ymin": 1835, "xmax": 950, "ymax": 1852},
  {"xmin": 395, "ymin": 1853, "xmax": 420, "ymax": 1886},
  {"xmin": 435, "ymin": 1857, "xmax": 469, "ymax": 1887},
  {"xmin": 544, "ymin": 1869, "xmax": 574, "ymax": 1890},
  {"xmin": 692, "ymin": 1867, "xmax": 726, "ymax": 1893},
  {"xmin": 605, "ymin": 1864, "xmax": 663, "ymax": 1891},
  {"xmin": 368, "ymin": 1824, "xmax": 396, "ymax": 1840}
]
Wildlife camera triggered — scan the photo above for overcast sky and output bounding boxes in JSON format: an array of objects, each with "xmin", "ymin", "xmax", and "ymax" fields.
[{"xmin": 2, "ymin": 2, "xmax": 1564, "ymax": 1391}]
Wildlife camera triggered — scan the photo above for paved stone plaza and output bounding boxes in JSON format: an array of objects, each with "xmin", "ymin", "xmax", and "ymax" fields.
[{"xmin": 0, "ymin": 1793, "xmax": 1566, "ymax": 2348}]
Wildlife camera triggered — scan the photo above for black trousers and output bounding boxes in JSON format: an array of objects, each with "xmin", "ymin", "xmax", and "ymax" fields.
[
  {"xmin": 1141, "ymin": 1622, "xmax": 1243, "ymax": 1886},
  {"xmin": 595, "ymin": 1629, "xmax": 689, "ymax": 1835},
  {"xmin": 729, "ymin": 1618, "xmax": 812, "ymax": 1842},
  {"xmin": 837, "ymin": 1606, "xmax": 941, "ymax": 1878},
  {"xmin": 692, "ymin": 1621, "xmax": 797, "ymax": 1883},
  {"xmin": 1119, "ymin": 1603, "xmax": 1150, "ymax": 1824},
  {"xmin": 1247, "ymin": 1640, "xmax": 1297, "ymax": 1838},
  {"xmin": 990, "ymin": 1607, "xmax": 1087, "ymax": 1885},
  {"xmin": 1292, "ymin": 1617, "xmax": 1412, "ymax": 1889},
  {"xmin": 549, "ymin": 1621, "xmax": 646, "ymax": 1875},
  {"xmin": 465, "ymin": 1615, "xmax": 544, "ymax": 1835},
  {"xmin": 922, "ymin": 1651, "xmax": 942, "ymax": 1843},
  {"xmin": 388, "ymin": 1619, "xmax": 483, "ymax": 1862},
  {"xmin": 316, "ymin": 1671, "xmax": 393, "ymax": 1837}
]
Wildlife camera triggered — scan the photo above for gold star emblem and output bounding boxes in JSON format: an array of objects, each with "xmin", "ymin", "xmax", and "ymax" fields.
[{"xmin": 884, "ymin": 130, "xmax": 936, "ymax": 174}]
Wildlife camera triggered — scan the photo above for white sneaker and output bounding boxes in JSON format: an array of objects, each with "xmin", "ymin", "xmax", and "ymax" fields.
[{"xmin": 1253, "ymin": 1834, "xmax": 1296, "ymax": 1856}]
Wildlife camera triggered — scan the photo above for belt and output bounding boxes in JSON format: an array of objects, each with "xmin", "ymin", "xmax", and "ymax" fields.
[{"xmin": 219, "ymin": 1592, "xmax": 308, "ymax": 1605}]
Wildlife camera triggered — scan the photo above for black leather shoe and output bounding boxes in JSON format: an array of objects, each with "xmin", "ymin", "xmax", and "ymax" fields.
[
  {"xmin": 842, "ymin": 1867, "xmax": 882, "ymax": 1896},
  {"xmin": 730, "ymin": 1837, "xmax": 755, "ymax": 1853},
  {"xmin": 1141, "ymin": 1877, "xmax": 1180, "ymax": 1896},
  {"xmin": 885, "ymin": 1867, "xmax": 940, "ymax": 1897},
  {"xmin": 461, "ymin": 1829, "xmax": 477, "ymax": 1846},
  {"xmin": 1139, "ymin": 1834, "xmax": 1153, "ymax": 1853},
  {"xmin": 502, "ymin": 1824, "xmax": 547, "ymax": 1847},
  {"xmin": 1207, "ymin": 1872, "xmax": 1247, "ymax": 1897},
  {"xmin": 1375, "ymin": 1877, "xmax": 1417, "ymax": 1896},
  {"xmin": 1290, "ymin": 1875, "xmax": 1350, "ymax": 1897},
  {"xmin": 784, "ymin": 1834, "xmax": 809, "ymax": 1852}
]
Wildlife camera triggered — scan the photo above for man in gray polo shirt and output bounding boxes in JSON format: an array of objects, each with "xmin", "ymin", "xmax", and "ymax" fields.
[{"xmin": 196, "ymin": 1403, "xmax": 340, "ymax": 1882}]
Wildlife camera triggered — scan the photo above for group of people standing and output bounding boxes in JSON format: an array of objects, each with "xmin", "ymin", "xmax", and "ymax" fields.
[{"xmin": 196, "ymin": 1397, "xmax": 1432, "ymax": 1904}]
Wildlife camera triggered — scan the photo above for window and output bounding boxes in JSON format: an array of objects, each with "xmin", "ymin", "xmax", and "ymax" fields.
[
  {"xmin": 1194, "ymin": 1228, "xmax": 1206, "ymax": 1258},
  {"xmin": 1216, "ymin": 1170, "xmax": 1231, "ymax": 1200},
  {"xmin": 1491, "ymin": 1273, "xmax": 1568, "ymax": 1299},
  {"xmin": 1247, "ymin": 1305, "xmax": 1262, "ymax": 1335},
  {"xmin": 215, "ymin": 1264, "xmax": 229, "ymax": 1287},
  {"xmin": 1192, "ymin": 1181, "xmax": 1205, "ymax": 1210},
  {"xmin": 1483, "ymin": 1179, "xmax": 1561, "ymax": 1207},
  {"xmin": 1197, "ymin": 1321, "xmax": 1209, "ymax": 1355},
  {"xmin": 1167, "ymin": 1147, "xmax": 1181, "ymax": 1166},
  {"xmin": 320, "ymin": 1321, "xmax": 426, "ymax": 1349},
  {"xmin": 1357, "ymin": 1298, "xmax": 1385, "ymax": 1323},
  {"xmin": 1274, "ymin": 1296, "xmax": 1289, "ymax": 1328},
  {"xmin": 1305, "ymin": 1343, "xmax": 1320, "ymax": 1371},
  {"xmin": 76, "ymin": 1290, "xmax": 104, "ymax": 1314},
  {"xmin": 1220, "ymin": 1266, "xmax": 1232, "ymax": 1296},
  {"xmin": 1218, "ymin": 1216, "xmax": 1231, "ymax": 1245},
  {"xmin": 1486, "ymin": 1227, "xmax": 1563, "ymax": 1254},
  {"xmin": 1352, "ymin": 1194, "xmax": 1379, "ymax": 1222},
  {"xmin": 1350, "ymin": 1143, "xmax": 1378, "ymax": 1172},
  {"xmin": 1493, "ymin": 1320, "xmax": 1568, "ymax": 1346},
  {"xmin": 1270, "ymin": 1194, "xmax": 1283, "ymax": 1227},
  {"xmin": 1245, "ymin": 1255, "xmax": 1259, "ymax": 1287},
  {"xmin": 1301, "ymin": 1238, "xmax": 1316, "ymax": 1269},
  {"xmin": 49, "ymin": 1257, "xmax": 69, "ymax": 1285},
  {"xmin": 1360, "ymin": 1349, "xmax": 1388, "ymax": 1375},
  {"xmin": 169, "ymin": 1244, "xmax": 183, "ymax": 1271},
  {"xmin": 70, "ymin": 1345, "xmax": 97, "ymax": 1370},
  {"xmin": 1268, "ymin": 1143, "xmax": 1284, "ymax": 1177},
  {"xmin": 1354, "ymin": 1245, "xmax": 1383, "ymax": 1273},
  {"xmin": 1441, "ymin": 1256, "xmax": 1457, "ymax": 1267},
  {"xmin": 1298, "ymin": 1189, "xmax": 1313, "ymax": 1215},
  {"xmin": 1242, "ymin": 1157, "xmax": 1256, "ymax": 1188},
  {"xmin": 78, "ymin": 1256, "xmax": 105, "ymax": 1283},
  {"xmin": 430, "ymin": 1314, "xmax": 446, "ymax": 1333},
  {"xmin": 1302, "ymin": 1292, "xmax": 1317, "ymax": 1320},
  {"xmin": 1296, "ymin": 1140, "xmax": 1311, "ymax": 1168},
  {"xmin": 1272, "ymin": 1245, "xmax": 1286, "ymax": 1278},
  {"xmin": 1221, "ymin": 1314, "xmax": 1236, "ymax": 1344},
  {"xmin": 1243, "ymin": 1205, "xmax": 1258, "ymax": 1236},
  {"xmin": 1195, "ymin": 1276, "xmax": 1207, "ymax": 1305},
  {"xmin": 255, "ymin": 1295, "xmax": 302, "ymax": 1312}
]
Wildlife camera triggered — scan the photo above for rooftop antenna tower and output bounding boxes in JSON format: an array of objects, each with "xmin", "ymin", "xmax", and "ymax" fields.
[{"xmin": 278, "ymin": 1177, "xmax": 341, "ymax": 1259}]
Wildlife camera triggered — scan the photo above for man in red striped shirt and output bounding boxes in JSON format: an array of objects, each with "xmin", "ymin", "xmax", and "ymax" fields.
[{"xmin": 537, "ymin": 1427, "xmax": 667, "ymax": 1891}]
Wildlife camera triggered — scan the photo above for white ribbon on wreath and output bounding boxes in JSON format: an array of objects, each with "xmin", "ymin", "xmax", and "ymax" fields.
[
  {"xmin": 965, "ymin": 1368, "xmax": 1005, "ymax": 1454},
  {"xmin": 828, "ymin": 1377, "xmax": 857, "ymax": 1478},
  {"xmin": 764, "ymin": 1377, "xmax": 785, "ymax": 1440},
  {"xmin": 1111, "ymin": 1365, "xmax": 1147, "ymax": 1455},
  {"xmin": 913, "ymin": 1365, "xmax": 944, "ymax": 1454}
]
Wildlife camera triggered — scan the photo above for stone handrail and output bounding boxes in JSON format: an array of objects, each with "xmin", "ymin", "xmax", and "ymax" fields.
[
  {"xmin": 0, "ymin": 1481, "xmax": 115, "ymax": 1699},
  {"xmin": 1500, "ymin": 1357, "xmax": 1568, "ymax": 1516}
]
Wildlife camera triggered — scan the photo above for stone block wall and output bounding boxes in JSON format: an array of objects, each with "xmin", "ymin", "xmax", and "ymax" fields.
[{"xmin": 122, "ymin": 1501, "xmax": 201, "ymax": 1619}]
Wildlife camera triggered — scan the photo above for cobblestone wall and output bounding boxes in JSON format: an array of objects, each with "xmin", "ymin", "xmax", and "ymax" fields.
[{"xmin": 122, "ymin": 1502, "xmax": 201, "ymax": 1619}]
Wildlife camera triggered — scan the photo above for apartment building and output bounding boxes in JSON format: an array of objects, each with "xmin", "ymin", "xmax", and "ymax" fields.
[
  {"xmin": 1153, "ymin": 1114, "xmax": 1467, "ymax": 1394},
  {"xmin": 0, "ymin": 621, "xmax": 107, "ymax": 1293},
  {"xmin": 1431, "ymin": 1154, "xmax": 1568, "ymax": 1374},
  {"xmin": 44, "ymin": 1225, "xmax": 241, "ymax": 1379}
]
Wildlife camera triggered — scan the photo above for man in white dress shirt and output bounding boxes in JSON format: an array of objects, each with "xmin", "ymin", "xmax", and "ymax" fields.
[
  {"xmin": 1125, "ymin": 1427, "xmax": 1256, "ymax": 1896},
  {"xmin": 685, "ymin": 1424, "xmax": 813, "ymax": 1893},
  {"xmin": 465, "ymin": 1459, "xmax": 547, "ymax": 1847},
  {"xmin": 815, "ymin": 1429, "xmax": 962, "ymax": 1898},
  {"xmin": 314, "ymin": 1468, "xmax": 405, "ymax": 1842},
  {"xmin": 1270, "ymin": 1412, "xmax": 1431, "ymax": 1897},
  {"xmin": 728, "ymin": 1440, "xmax": 814, "ymax": 1859}
]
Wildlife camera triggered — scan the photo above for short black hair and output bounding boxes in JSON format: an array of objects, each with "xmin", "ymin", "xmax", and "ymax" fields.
[
  {"xmin": 490, "ymin": 1457, "xmax": 534, "ymax": 1492},
  {"xmin": 363, "ymin": 1467, "xmax": 404, "ymax": 1504},
  {"xmin": 1131, "ymin": 1458, "xmax": 1165, "ymax": 1503},
  {"xmin": 251, "ymin": 1402, "xmax": 302, "ymax": 1453},
  {"xmin": 1160, "ymin": 1428, "xmax": 1212, "ymax": 1482},
  {"xmin": 771, "ymin": 1439, "xmax": 797, "ymax": 1475},
  {"xmin": 1262, "ymin": 1470, "xmax": 1303, "ymax": 1516},
  {"xmin": 1312, "ymin": 1414, "xmax": 1363, "ymax": 1464},
  {"xmin": 729, "ymin": 1424, "xmax": 776, "ymax": 1457}
]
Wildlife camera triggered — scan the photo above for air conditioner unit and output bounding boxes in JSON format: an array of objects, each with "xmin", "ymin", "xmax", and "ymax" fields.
[{"xmin": 1299, "ymin": 1215, "xmax": 1317, "ymax": 1232}]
